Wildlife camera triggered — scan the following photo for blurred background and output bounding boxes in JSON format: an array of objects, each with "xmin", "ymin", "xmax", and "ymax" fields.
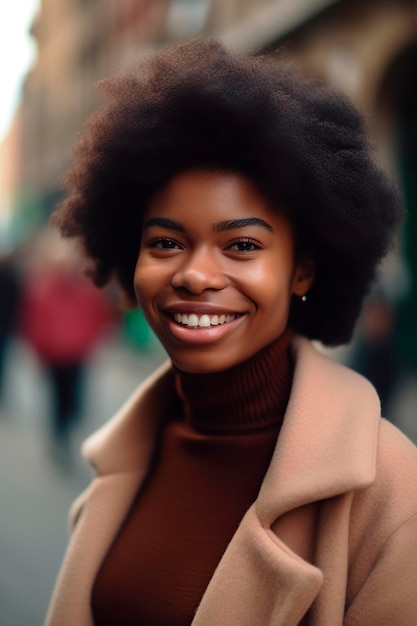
[{"xmin": 0, "ymin": 1, "xmax": 416, "ymax": 623}]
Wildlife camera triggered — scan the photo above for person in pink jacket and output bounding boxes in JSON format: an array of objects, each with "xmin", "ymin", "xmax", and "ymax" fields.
[
  {"xmin": 20, "ymin": 234, "xmax": 115, "ymax": 454},
  {"xmin": 46, "ymin": 39, "xmax": 416, "ymax": 625}
]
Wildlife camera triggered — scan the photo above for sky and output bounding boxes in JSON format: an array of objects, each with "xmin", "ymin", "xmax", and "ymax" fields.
[{"xmin": 0, "ymin": 0, "xmax": 40, "ymax": 141}]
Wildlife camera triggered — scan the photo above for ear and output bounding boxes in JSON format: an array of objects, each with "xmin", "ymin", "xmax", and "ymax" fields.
[{"xmin": 291, "ymin": 253, "xmax": 316, "ymax": 297}]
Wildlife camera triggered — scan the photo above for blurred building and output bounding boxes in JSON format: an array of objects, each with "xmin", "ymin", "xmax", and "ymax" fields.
[
  {"xmin": 2, "ymin": 0, "xmax": 416, "ymax": 366},
  {"xmin": 0, "ymin": 112, "xmax": 22, "ymax": 246}
]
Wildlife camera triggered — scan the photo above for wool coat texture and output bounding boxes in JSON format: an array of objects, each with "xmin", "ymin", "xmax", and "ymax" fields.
[{"xmin": 45, "ymin": 336, "xmax": 417, "ymax": 625}]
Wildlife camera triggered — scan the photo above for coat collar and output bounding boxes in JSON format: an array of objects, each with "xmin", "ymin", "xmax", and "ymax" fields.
[
  {"xmin": 83, "ymin": 336, "xmax": 380, "ymax": 523},
  {"xmin": 82, "ymin": 359, "xmax": 175, "ymax": 474},
  {"xmin": 256, "ymin": 336, "xmax": 380, "ymax": 524}
]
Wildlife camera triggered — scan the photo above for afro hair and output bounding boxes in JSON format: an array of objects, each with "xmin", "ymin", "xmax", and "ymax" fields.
[{"xmin": 52, "ymin": 37, "xmax": 403, "ymax": 346}]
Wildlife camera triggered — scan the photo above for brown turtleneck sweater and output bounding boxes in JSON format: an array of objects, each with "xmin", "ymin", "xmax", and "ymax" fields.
[{"xmin": 92, "ymin": 329, "xmax": 293, "ymax": 625}]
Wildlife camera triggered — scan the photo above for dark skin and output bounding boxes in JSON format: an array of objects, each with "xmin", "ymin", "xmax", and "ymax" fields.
[{"xmin": 134, "ymin": 169, "xmax": 315, "ymax": 374}]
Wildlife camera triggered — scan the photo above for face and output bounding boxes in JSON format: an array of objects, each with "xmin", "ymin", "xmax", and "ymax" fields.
[{"xmin": 134, "ymin": 169, "xmax": 314, "ymax": 373}]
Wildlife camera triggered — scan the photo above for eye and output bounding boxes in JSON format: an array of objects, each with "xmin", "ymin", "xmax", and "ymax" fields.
[
  {"xmin": 149, "ymin": 237, "xmax": 182, "ymax": 250},
  {"xmin": 227, "ymin": 238, "xmax": 262, "ymax": 253}
]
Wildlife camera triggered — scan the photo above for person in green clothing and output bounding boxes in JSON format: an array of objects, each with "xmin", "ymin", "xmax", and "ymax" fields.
[{"xmin": 47, "ymin": 39, "xmax": 417, "ymax": 626}]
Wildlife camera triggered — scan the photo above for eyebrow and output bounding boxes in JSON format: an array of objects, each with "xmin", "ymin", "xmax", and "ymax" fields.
[
  {"xmin": 213, "ymin": 218, "xmax": 273, "ymax": 233},
  {"xmin": 143, "ymin": 217, "xmax": 273, "ymax": 233},
  {"xmin": 143, "ymin": 217, "xmax": 186, "ymax": 232}
]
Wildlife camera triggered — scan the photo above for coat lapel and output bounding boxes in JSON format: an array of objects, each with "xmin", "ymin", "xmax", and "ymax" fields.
[{"xmin": 192, "ymin": 504, "xmax": 323, "ymax": 626}]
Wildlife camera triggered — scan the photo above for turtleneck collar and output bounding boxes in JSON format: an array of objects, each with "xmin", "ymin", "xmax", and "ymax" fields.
[{"xmin": 174, "ymin": 328, "xmax": 294, "ymax": 434}]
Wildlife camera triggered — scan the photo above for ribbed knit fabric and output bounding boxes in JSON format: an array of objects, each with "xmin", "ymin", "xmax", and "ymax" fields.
[
  {"xmin": 91, "ymin": 329, "xmax": 293, "ymax": 626},
  {"xmin": 176, "ymin": 328, "xmax": 293, "ymax": 433}
]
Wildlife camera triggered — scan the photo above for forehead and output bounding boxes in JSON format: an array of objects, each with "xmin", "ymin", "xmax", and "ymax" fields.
[{"xmin": 145, "ymin": 169, "xmax": 286, "ymax": 227}]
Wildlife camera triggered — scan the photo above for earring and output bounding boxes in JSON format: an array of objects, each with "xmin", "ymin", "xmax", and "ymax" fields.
[{"xmin": 301, "ymin": 294, "xmax": 307, "ymax": 302}]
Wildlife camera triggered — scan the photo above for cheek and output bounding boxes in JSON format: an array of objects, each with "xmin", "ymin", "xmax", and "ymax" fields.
[
  {"xmin": 133, "ymin": 263, "xmax": 151, "ymax": 307},
  {"xmin": 134, "ymin": 257, "xmax": 171, "ymax": 313},
  {"xmin": 237, "ymin": 259, "xmax": 294, "ymax": 306},
  {"xmin": 233, "ymin": 261, "xmax": 272, "ymax": 288}
]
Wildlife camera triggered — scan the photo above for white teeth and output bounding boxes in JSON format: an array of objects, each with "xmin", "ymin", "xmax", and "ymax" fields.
[
  {"xmin": 198, "ymin": 315, "xmax": 211, "ymax": 327},
  {"xmin": 173, "ymin": 313, "xmax": 237, "ymax": 327},
  {"xmin": 188, "ymin": 314, "xmax": 199, "ymax": 327}
]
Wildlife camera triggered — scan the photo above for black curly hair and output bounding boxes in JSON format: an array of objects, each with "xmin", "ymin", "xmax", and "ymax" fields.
[{"xmin": 52, "ymin": 37, "xmax": 403, "ymax": 346}]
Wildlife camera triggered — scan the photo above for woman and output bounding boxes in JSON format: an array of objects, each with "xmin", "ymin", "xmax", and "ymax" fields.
[{"xmin": 46, "ymin": 39, "xmax": 417, "ymax": 625}]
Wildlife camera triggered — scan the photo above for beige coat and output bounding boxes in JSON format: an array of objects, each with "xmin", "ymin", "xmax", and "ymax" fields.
[{"xmin": 46, "ymin": 337, "xmax": 417, "ymax": 625}]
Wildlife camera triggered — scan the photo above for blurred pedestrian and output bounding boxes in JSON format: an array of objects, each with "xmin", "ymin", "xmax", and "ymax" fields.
[
  {"xmin": 0, "ymin": 252, "xmax": 21, "ymax": 404},
  {"xmin": 19, "ymin": 231, "xmax": 115, "ymax": 454},
  {"xmin": 349, "ymin": 254, "xmax": 411, "ymax": 420},
  {"xmin": 349, "ymin": 292, "xmax": 399, "ymax": 417},
  {"xmin": 46, "ymin": 39, "xmax": 417, "ymax": 625}
]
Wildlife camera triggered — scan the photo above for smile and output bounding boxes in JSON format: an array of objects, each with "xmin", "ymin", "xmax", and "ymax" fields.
[{"xmin": 173, "ymin": 313, "xmax": 238, "ymax": 328}]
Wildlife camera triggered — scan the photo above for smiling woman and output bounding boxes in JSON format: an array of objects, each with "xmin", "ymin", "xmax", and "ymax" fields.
[{"xmin": 46, "ymin": 38, "xmax": 417, "ymax": 626}]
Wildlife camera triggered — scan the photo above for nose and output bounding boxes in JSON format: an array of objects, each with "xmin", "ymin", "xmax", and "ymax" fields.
[{"xmin": 171, "ymin": 247, "xmax": 228, "ymax": 294}]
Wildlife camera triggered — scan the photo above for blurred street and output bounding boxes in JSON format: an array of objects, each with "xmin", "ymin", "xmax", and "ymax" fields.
[
  {"xmin": 0, "ymin": 333, "xmax": 166, "ymax": 626},
  {"xmin": 0, "ymin": 334, "xmax": 416, "ymax": 626}
]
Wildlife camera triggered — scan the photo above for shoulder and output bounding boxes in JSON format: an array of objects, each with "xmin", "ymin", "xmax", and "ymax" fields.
[
  {"xmin": 348, "ymin": 417, "xmax": 417, "ymax": 571},
  {"xmin": 353, "ymin": 416, "xmax": 417, "ymax": 513},
  {"xmin": 290, "ymin": 336, "xmax": 417, "ymax": 513},
  {"xmin": 373, "ymin": 418, "xmax": 417, "ymax": 509},
  {"xmin": 346, "ymin": 420, "xmax": 417, "ymax": 620},
  {"xmin": 291, "ymin": 335, "xmax": 379, "ymax": 401},
  {"xmin": 289, "ymin": 336, "xmax": 381, "ymax": 455}
]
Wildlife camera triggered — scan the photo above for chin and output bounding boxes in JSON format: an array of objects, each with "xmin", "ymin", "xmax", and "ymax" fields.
[{"xmin": 169, "ymin": 351, "xmax": 246, "ymax": 375}]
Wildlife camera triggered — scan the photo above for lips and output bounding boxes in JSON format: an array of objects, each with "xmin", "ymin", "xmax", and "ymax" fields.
[
  {"xmin": 163, "ymin": 309, "xmax": 245, "ymax": 346},
  {"xmin": 173, "ymin": 313, "xmax": 238, "ymax": 328}
]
